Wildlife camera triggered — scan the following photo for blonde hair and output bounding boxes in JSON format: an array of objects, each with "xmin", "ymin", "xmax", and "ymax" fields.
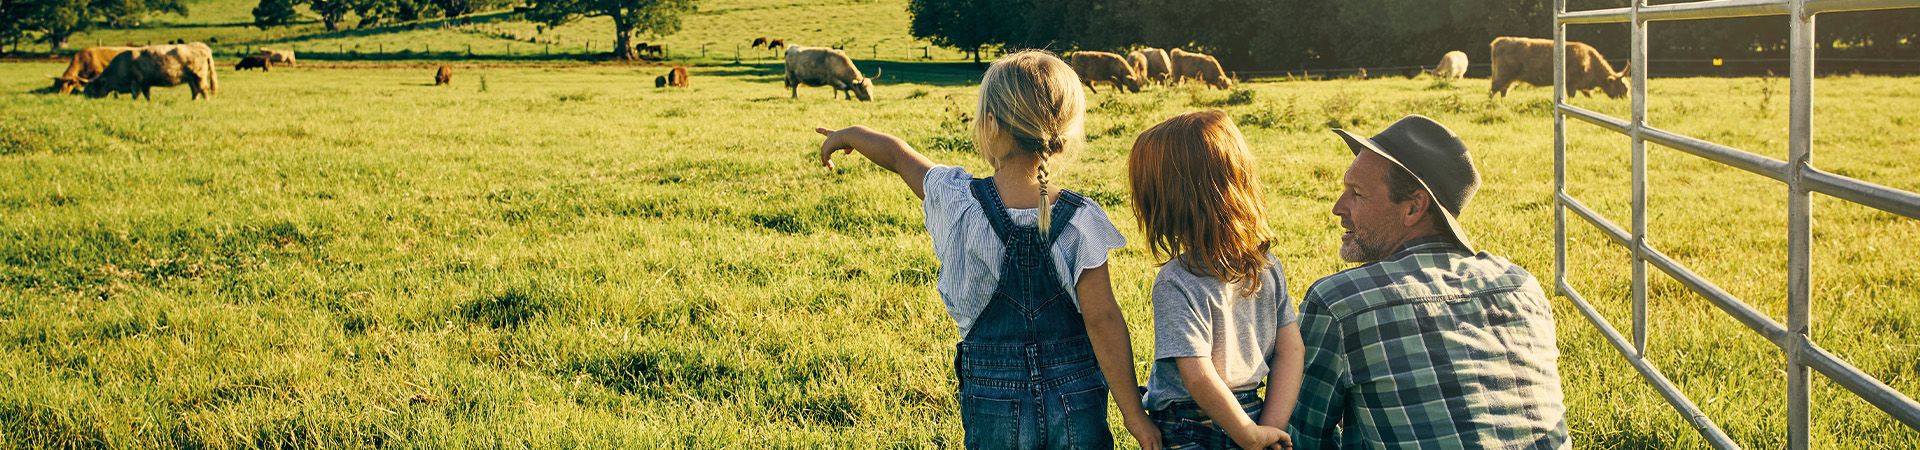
[
  {"xmin": 1128, "ymin": 110, "xmax": 1275, "ymax": 293},
  {"xmin": 974, "ymin": 50, "xmax": 1086, "ymax": 236}
]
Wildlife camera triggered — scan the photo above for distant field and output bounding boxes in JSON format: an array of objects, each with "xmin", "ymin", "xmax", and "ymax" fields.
[
  {"xmin": 2, "ymin": 59, "xmax": 1918, "ymax": 448},
  {"xmin": 55, "ymin": 0, "xmax": 976, "ymax": 62}
]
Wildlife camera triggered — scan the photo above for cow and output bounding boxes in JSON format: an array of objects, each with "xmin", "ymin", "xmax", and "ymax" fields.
[
  {"xmin": 258, "ymin": 48, "xmax": 296, "ymax": 66},
  {"xmin": 1489, "ymin": 36, "xmax": 1629, "ymax": 99},
  {"xmin": 435, "ymin": 65, "xmax": 452, "ymax": 85},
  {"xmin": 669, "ymin": 66, "xmax": 689, "ymax": 87},
  {"xmin": 784, "ymin": 45, "xmax": 879, "ymax": 101},
  {"xmin": 1069, "ymin": 51, "xmax": 1142, "ymax": 94},
  {"xmin": 1126, "ymin": 51, "xmax": 1148, "ymax": 79},
  {"xmin": 655, "ymin": 75, "xmax": 668, "ymax": 88},
  {"xmin": 641, "ymin": 44, "xmax": 665, "ymax": 58},
  {"xmin": 767, "ymin": 39, "xmax": 785, "ymax": 50},
  {"xmin": 85, "ymin": 43, "xmax": 219, "ymax": 100},
  {"xmin": 1169, "ymin": 48, "xmax": 1232, "ymax": 89},
  {"xmin": 1426, "ymin": 50, "xmax": 1468, "ymax": 80},
  {"xmin": 235, "ymin": 54, "xmax": 271, "ymax": 71},
  {"xmin": 49, "ymin": 46, "xmax": 135, "ymax": 95},
  {"xmin": 1138, "ymin": 47, "xmax": 1173, "ymax": 84},
  {"xmin": 753, "ymin": 37, "xmax": 768, "ymax": 48}
]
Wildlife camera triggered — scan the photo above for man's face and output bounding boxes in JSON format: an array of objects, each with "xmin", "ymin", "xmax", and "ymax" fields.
[{"xmin": 1333, "ymin": 151, "xmax": 1418, "ymax": 263}]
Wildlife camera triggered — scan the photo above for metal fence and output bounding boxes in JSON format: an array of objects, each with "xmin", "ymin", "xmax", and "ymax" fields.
[{"xmin": 1551, "ymin": 0, "xmax": 1920, "ymax": 448}]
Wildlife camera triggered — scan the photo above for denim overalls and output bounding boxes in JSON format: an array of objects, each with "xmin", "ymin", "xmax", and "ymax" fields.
[{"xmin": 954, "ymin": 178, "xmax": 1114, "ymax": 450}]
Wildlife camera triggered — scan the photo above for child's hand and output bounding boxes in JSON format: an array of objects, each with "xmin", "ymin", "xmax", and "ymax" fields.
[
  {"xmin": 815, "ymin": 126, "xmax": 883, "ymax": 171},
  {"xmin": 1265, "ymin": 430, "xmax": 1294, "ymax": 450},
  {"xmin": 1231, "ymin": 424, "xmax": 1288, "ymax": 450},
  {"xmin": 1123, "ymin": 414, "xmax": 1162, "ymax": 450}
]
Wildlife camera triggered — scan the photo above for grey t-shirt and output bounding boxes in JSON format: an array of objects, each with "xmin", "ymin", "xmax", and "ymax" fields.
[{"xmin": 1144, "ymin": 255, "xmax": 1297, "ymax": 411}]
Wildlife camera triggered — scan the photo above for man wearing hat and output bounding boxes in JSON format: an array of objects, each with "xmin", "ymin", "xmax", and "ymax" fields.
[{"xmin": 1287, "ymin": 115, "xmax": 1568, "ymax": 449}]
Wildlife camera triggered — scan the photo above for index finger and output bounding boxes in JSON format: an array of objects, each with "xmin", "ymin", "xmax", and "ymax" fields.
[{"xmin": 815, "ymin": 127, "xmax": 835, "ymax": 136}]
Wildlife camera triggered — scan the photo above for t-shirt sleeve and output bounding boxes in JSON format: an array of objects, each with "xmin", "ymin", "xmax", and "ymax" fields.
[
  {"xmin": 1054, "ymin": 197, "xmax": 1127, "ymax": 311},
  {"xmin": 1152, "ymin": 278, "xmax": 1212, "ymax": 360},
  {"xmin": 1270, "ymin": 259, "xmax": 1298, "ymax": 327},
  {"xmin": 921, "ymin": 165, "xmax": 975, "ymax": 258}
]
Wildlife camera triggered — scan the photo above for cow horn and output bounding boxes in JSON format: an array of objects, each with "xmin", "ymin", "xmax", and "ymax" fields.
[{"xmin": 871, "ymin": 67, "xmax": 882, "ymax": 82}]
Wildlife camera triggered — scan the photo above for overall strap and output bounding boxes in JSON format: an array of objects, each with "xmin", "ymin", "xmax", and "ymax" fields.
[
  {"xmin": 968, "ymin": 177, "xmax": 1018, "ymax": 243},
  {"xmin": 1048, "ymin": 189, "xmax": 1088, "ymax": 243}
]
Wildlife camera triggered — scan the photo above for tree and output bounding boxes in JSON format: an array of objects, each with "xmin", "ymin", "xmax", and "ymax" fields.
[
  {"xmin": 523, "ymin": 0, "xmax": 695, "ymax": 60},
  {"xmin": 908, "ymin": 0, "xmax": 996, "ymax": 63},
  {"xmin": 308, "ymin": 0, "xmax": 351, "ymax": 31},
  {"xmin": 252, "ymin": 0, "xmax": 298, "ymax": 29}
]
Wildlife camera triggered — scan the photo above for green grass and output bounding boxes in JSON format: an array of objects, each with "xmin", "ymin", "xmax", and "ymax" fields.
[{"xmin": 1, "ymin": 60, "xmax": 1918, "ymax": 449}]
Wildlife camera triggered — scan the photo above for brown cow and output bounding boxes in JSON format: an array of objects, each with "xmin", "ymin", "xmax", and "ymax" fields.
[
  {"xmin": 785, "ymin": 45, "xmax": 878, "ymax": 101},
  {"xmin": 668, "ymin": 66, "xmax": 689, "ymax": 87},
  {"xmin": 1169, "ymin": 48, "xmax": 1232, "ymax": 89},
  {"xmin": 435, "ymin": 65, "xmax": 452, "ymax": 85},
  {"xmin": 1069, "ymin": 51, "xmax": 1142, "ymax": 94},
  {"xmin": 1127, "ymin": 51, "xmax": 1148, "ymax": 79},
  {"xmin": 1489, "ymin": 36, "xmax": 1629, "ymax": 99},
  {"xmin": 85, "ymin": 43, "xmax": 218, "ymax": 100},
  {"xmin": 767, "ymin": 39, "xmax": 785, "ymax": 50},
  {"xmin": 235, "ymin": 54, "xmax": 271, "ymax": 71},
  {"xmin": 1138, "ymin": 47, "xmax": 1173, "ymax": 84},
  {"xmin": 752, "ymin": 37, "xmax": 768, "ymax": 48},
  {"xmin": 50, "ymin": 46, "xmax": 135, "ymax": 95},
  {"xmin": 258, "ymin": 48, "xmax": 296, "ymax": 66}
]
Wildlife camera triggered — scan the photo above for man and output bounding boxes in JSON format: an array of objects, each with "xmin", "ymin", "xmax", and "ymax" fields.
[{"xmin": 1288, "ymin": 115, "xmax": 1568, "ymax": 449}]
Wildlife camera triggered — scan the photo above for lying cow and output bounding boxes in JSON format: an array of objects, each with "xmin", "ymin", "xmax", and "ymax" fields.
[
  {"xmin": 785, "ymin": 45, "xmax": 879, "ymax": 101},
  {"xmin": 1427, "ymin": 50, "xmax": 1468, "ymax": 80},
  {"xmin": 655, "ymin": 75, "xmax": 668, "ymax": 88},
  {"xmin": 235, "ymin": 54, "xmax": 271, "ymax": 71},
  {"xmin": 1490, "ymin": 36, "xmax": 1629, "ymax": 98},
  {"xmin": 258, "ymin": 48, "xmax": 296, "ymax": 66},
  {"xmin": 1138, "ymin": 47, "xmax": 1172, "ymax": 84},
  {"xmin": 50, "ymin": 46, "xmax": 135, "ymax": 94},
  {"xmin": 435, "ymin": 65, "xmax": 452, "ymax": 85},
  {"xmin": 668, "ymin": 66, "xmax": 689, "ymax": 87},
  {"xmin": 1069, "ymin": 51, "xmax": 1142, "ymax": 93},
  {"xmin": 1169, "ymin": 48, "xmax": 1232, "ymax": 89},
  {"xmin": 86, "ymin": 43, "xmax": 219, "ymax": 100}
]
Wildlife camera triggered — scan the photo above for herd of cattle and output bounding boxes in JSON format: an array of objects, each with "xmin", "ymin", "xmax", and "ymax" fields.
[{"xmin": 44, "ymin": 36, "xmax": 1632, "ymax": 102}]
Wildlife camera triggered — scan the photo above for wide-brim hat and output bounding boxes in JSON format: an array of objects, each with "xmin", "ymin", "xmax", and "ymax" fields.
[{"xmin": 1331, "ymin": 115, "xmax": 1480, "ymax": 253}]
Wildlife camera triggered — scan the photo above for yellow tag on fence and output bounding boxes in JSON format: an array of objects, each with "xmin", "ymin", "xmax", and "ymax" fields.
[{"xmin": 1713, "ymin": 58, "xmax": 1724, "ymax": 67}]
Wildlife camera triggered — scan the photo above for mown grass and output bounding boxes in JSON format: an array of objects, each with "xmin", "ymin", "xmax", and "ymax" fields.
[{"xmin": 1, "ymin": 61, "xmax": 1917, "ymax": 448}]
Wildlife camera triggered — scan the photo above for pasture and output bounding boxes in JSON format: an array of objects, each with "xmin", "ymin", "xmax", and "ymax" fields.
[{"xmin": 1, "ymin": 60, "xmax": 1918, "ymax": 449}]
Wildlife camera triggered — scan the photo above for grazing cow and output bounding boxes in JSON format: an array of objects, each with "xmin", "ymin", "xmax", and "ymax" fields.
[
  {"xmin": 656, "ymin": 75, "xmax": 668, "ymax": 88},
  {"xmin": 753, "ymin": 37, "xmax": 768, "ymax": 48},
  {"xmin": 1490, "ymin": 36, "xmax": 1629, "ymax": 98},
  {"xmin": 1127, "ymin": 51, "xmax": 1147, "ymax": 78},
  {"xmin": 1069, "ymin": 51, "xmax": 1142, "ymax": 93},
  {"xmin": 784, "ymin": 45, "xmax": 879, "ymax": 101},
  {"xmin": 235, "ymin": 54, "xmax": 271, "ymax": 71},
  {"xmin": 1426, "ymin": 50, "xmax": 1468, "ymax": 80},
  {"xmin": 767, "ymin": 39, "xmax": 785, "ymax": 50},
  {"xmin": 668, "ymin": 65, "xmax": 689, "ymax": 87},
  {"xmin": 640, "ymin": 44, "xmax": 664, "ymax": 58},
  {"xmin": 50, "ymin": 46, "xmax": 135, "ymax": 95},
  {"xmin": 1138, "ymin": 47, "xmax": 1173, "ymax": 84},
  {"xmin": 85, "ymin": 43, "xmax": 219, "ymax": 100},
  {"xmin": 435, "ymin": 65, "xmax": 452, "ymax": 85},
  {"xmin": 258, "ymin": 48, "xmax": 296, "ymax": 66},
  {"xmin": 1169, "ymin": 48, "xmax": 1232, "ymax": 89}
]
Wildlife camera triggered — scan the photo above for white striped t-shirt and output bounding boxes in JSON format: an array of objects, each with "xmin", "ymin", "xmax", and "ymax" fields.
[{"xmin": 922, "ymin": 165, "xmax": 1128, "ymax": 338}]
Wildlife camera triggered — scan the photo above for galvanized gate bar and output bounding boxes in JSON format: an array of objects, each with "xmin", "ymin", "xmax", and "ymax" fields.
[
  {"xmin": 1559, "ymin": 281, "xmax": 1741, "ymax": 446},
  {"xmin": 1803, "ymin": 169, "xmax": 1920, "ymax": 219},
  {"xmin": 1559, "ymin": 0, "xmax": 1920, "ymax": 24},
  {"xmin": 1801, "ymin": 342, "xmax": 1920, "ymax": 429},
  {"xmin": 1555, "ymin": 0, "xmax": 1920, "ymax": 446}
]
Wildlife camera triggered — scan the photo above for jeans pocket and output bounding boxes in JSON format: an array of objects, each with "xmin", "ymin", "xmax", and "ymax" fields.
[
  {"xmin": 960, "ymin": 392, "xmax": 1020, "ymax": 449},
  {"xmin": 1059, "ymin": 384, "xmax": 1114, "ymax": 449}
]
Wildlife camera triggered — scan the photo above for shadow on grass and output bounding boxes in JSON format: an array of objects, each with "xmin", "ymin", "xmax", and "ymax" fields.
[{"xmin": 704, "ymin": 60, "xmax": 984, "ymax": 87}]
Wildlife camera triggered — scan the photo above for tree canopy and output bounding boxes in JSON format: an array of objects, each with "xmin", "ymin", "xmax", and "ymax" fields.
[{"xmin": 522, "ymin": 0, "xmax": 695, "ymax": 60}]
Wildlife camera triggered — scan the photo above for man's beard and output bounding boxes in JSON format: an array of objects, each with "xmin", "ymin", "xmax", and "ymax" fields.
[{"xmin": 1340, "ymin": 231, "xmax": 1397, "ymax": 263}]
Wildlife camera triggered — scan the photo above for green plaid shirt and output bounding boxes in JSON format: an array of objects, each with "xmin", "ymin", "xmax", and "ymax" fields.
[{"xmin": 1288, "ymin": 237, "xmax": 1568, "ymax": 449}]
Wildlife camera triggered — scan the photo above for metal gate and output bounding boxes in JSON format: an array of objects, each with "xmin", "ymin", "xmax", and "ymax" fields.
[{"xmin": 1551, "ymin": 0, "xmax": 1920, "ymax": 448}]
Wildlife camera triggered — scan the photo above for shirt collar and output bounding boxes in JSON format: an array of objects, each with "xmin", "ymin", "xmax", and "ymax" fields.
[{"xmin": 1387, "ymin": 235, "xmax": 1465, "ymax": 260}]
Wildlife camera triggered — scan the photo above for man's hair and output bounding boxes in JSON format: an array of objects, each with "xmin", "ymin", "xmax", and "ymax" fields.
[{"xmin": 1383, "ymin": 161, "xmax": 1452, "ymax": 235}]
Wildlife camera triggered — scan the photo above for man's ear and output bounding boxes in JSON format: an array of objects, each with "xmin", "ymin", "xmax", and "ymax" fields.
[{"xmin": 1402, "ymin": 190, "xmax": 1432, "ymax": 228}]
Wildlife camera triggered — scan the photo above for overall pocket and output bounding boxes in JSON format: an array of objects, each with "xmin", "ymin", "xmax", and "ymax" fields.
[
  {"xmin": 1059, "ymin": 384, "xmax": 1115, "ymax": 449},
  {"xmin": 959, "ymin": 392, "xmax": 1021, "ymax": 449}
]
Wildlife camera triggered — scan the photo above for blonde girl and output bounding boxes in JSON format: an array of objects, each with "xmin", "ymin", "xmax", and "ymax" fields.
[
  {"xmin": 814, "ymin": 50, "xmax": 1159, "ymax": 449},
  {"xmin": 1128, "ymin": 111, "xmax": 1304, "ymax": 450}
]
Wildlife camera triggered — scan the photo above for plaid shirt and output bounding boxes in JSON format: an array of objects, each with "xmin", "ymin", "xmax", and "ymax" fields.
[{"xmin": 1288, "ymin": 237, "xmax": 1569, "ymax": 449}]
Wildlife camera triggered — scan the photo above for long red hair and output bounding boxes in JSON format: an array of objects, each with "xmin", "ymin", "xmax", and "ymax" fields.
[{"xmin": 1128, "ymin": 110, "xmax": 1274, "ymax": 292}]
